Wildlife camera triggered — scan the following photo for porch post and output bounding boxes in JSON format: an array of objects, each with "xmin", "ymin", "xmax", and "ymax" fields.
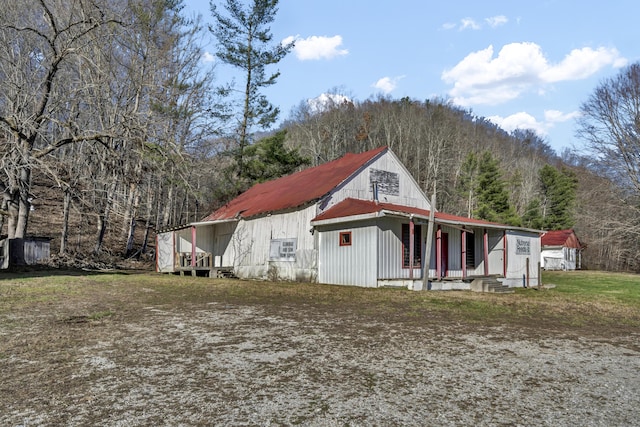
[
  {"xmin": 436, "ymin": 225, "xmax": 442, "ymax": 280},
  {"xmin": 421, "ymin": 193, "xmax": 436, "ymax": 290},
  {"xmin": 483, "ymin": 228, "xmax": 489, "ymax": 276},
  {"xmin": 503, "ymin": 231, "xmax": 507, "ymax": 277},
  {"xmin": 191, "ymin": 226, "xmax": 197, "ymax": 267},
  {"xmin": 461, "ymin": 230, "xmax": 467, "ymax": 279},
  {"xmin": 409, "ymin": 218, "xmax": 414, "ymax": 279}
]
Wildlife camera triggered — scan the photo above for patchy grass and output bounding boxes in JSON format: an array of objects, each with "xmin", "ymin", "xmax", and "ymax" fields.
[{"xmin": 0, "ymin": 269, "xmax": 638, "ymax": 334}]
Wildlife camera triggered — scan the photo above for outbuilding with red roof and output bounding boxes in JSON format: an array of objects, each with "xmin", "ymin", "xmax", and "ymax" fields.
[
  {"xmin": 541, "ymin": 229, "xmax": 585, "ymax": 270},
  {"xmin": 157, "ymin": 147, "xmax": 542, "ymax": 290}
]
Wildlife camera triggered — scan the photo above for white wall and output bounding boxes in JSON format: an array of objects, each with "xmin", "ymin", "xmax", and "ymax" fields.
[
  {"xmin": 318, "ymin": 220, "xmax": 378, "ymax": 287},
  {"xmin": 504, "ymin": 231, "xmax": 541, "ymax": 287},
  {"xmin": 319, "ymin": 151, "xmax": 430, "ymax": 213},
  {"xmin": 231, "ymin": 205, "xmax": 318, "ymax": 281},
  {"xmin": 156, "ymin": 231, "xmax": 175, "ymax": 272}
]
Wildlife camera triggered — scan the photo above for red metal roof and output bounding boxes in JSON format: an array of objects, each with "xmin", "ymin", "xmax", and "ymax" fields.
[
  {"xmin": 541, "ymin": 229, "xmax": 582, "ymax": 248},
  {"xmin": 312, "ymin": 198, "xmax": 506, "ymax": 227},
  {"xmin": 203, "ymin": 146, "xmax": 388, "ymax": 221}
]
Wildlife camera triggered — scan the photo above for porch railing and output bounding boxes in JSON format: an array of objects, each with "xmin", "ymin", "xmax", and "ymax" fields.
[{"xmin": 178, "ymin": 252, "xmax": 213, "ymax": 269}]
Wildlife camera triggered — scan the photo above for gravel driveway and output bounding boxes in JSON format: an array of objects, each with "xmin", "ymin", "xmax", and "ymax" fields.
[{"xmin": 2, "ymin": 298, "xmax": 639, "ymax": 426}]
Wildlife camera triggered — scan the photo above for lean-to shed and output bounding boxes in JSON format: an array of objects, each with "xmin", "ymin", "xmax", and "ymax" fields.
[{"xmin": 0, "ymin": 237, "xmax": 51, "ymax": 269}]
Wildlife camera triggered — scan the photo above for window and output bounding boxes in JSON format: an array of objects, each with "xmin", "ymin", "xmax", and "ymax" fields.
[
  {"xmin": 465, "ymin": 232, "xmax": 475, "ymax": 268},
  {"xmin": 339, "ymin": 231, "xmax": 352, "ymax": 246},
  {"xmin": 402, "ymin": 223, "xmax": 422, "ymax": 268}
]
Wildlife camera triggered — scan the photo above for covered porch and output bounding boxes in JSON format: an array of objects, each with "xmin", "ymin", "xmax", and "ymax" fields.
[
  {"xmin": 155, "ymin": 219, "xmax": 238, "ymax": 277},
  {"xmin": 311, "ymin": 199, "xmax": 541, "ymax": 290}
]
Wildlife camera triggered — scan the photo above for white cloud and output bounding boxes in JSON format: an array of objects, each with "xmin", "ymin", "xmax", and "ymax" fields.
[
  {"xmin": 460, "ymin": 18, "xmax": 480, "ymax": 30},
  {"xmin": 544, "ymin": 109, "xmax": 581, "ymax": 123},
  {"xmin": 485, "ymin": 15, "xmax": 508, "ymax": 28},
  {"xmin": 541, "ymin": 47, "xmax": 627, "ymax": 82},
  {"xmin": 372, "ymin": 76, "xmax": 405, "ymax": 94},
  {"xmin": 442, "ymin": 42, "xmax": 626, "ymax": 106},
  {"xmin": 201, "ymin": 51, "xmax": 215, "ymax": 63},
  {"xmin": 488, "ymin": 109, "xmax": 581, "ymax": 137},
  {"xmin": 488, "ymin": 112, "xmax": 547, "ymax": 135},
  {"xmin": 307, "ymin": 93, "xmax": 352, "ymax": 113},
  {"xmin": 283, "ymin": 35, "xmax": 349, "ymax": 60}
]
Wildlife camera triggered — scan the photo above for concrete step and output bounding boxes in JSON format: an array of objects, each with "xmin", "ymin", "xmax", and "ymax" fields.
[{"xmin": 471, "ymin": 277, "xmax": 514, "ymax": 293}]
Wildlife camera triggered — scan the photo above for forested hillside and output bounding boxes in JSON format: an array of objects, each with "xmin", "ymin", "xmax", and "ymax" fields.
[{"xmin": 1, "ymin": 0, "xmax": 638, "ymax": 272}]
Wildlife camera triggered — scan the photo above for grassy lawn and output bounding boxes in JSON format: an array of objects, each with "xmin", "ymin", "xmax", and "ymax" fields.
[{"xmin": 0, "ymin": 268, "xmax": 638, "ymax": 335}]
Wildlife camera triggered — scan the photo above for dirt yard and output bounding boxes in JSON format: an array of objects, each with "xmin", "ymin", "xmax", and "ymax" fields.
[{"xmin": 1, "ymin": 273, "xmax": 639, "ymax": 426}]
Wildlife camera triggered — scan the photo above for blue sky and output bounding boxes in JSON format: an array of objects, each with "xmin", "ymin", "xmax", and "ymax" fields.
[{"xmin": 186, "ymin": 1, "xmax": 638, "ymax": 154}]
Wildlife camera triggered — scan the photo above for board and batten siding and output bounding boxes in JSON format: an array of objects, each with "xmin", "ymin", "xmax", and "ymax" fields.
[
  {"xmin": 318, "ymin": 220, "xmax": 377, "ymax": 287},
  {"xmin": 233, "ymin": 205, "xmax": 318, "ymax": 281},
  {"xmin": 319, "ymin": 151, "xmax": 430, "ymax": 214}
]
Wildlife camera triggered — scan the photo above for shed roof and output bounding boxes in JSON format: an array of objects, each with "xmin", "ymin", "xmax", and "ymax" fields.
[
  {"xmin": 541, "ymin": 229, "xmax": 583, "ymax": 248},
  {"xmin": 203, "ymin": 146, "xmax": 388, "ymax": 221},
  {"xmin": 311, "ymin": 198, "xmax": 530, "ymax": 231}
]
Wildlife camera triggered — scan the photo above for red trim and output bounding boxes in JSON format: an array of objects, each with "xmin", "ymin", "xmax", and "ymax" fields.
[
  {"xmin": 483, "ymin": 229, "xmax": 489, "ymax": 276},
  {"xmin": 436, "ymin": 226, "xmax": 442, "ymax": 280},
  {"xmin": 191, "ymin": 226, "xmax": 197, "ymax": 267},
  {"xmin": 402, "ymin": 223, "xmax": 422, "ymax": 269},
  {"xmin": 409, "ymin": 220, "xmax": 414, "ymax": 279},
  {"xmin": 461, "ymin": 230, "xmax": 467, "ymax": 279},
  {"xmin": 339, "ymin": 231, "xmax": 352, "ymax": 246}
]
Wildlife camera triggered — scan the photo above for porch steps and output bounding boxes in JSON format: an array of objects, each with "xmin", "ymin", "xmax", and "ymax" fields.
[{"xmin": 471, "ymin": 276, "xmax": 514, "ymax": 294}]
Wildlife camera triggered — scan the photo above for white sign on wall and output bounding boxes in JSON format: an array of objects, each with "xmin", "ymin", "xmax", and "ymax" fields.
[
  {"xmin": 269, "ymin": 238, "xmax": 297, "ymax": 261},
  {"xmin": 516, "ymin": 238, "xmax": 531, "ymax": 255}
]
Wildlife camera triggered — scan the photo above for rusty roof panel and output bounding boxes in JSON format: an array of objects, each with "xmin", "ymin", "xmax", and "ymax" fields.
[
  {"xmin": 203, "ymin": 146, "xmax": 388, "ymax": 221},
  {"xmin": 541, "ymin": 229, "xmax": 583, "ymax": 248}
]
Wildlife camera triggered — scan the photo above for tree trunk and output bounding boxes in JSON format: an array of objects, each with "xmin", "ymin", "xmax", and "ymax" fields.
[
  {"xmin": 94, "ymin": 214, "xmax": 107, "ymax": 255},
  {"xmin": 60, "ymin": 189, "xmax": 71, "ymax": 255}
]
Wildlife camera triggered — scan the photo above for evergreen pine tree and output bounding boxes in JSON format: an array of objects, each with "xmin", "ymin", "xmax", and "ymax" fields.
[
  {"xmin": 474, "ymin": 151, "xmax": 521, "ymax": 226},
  {"xmin": 539, "ymin": 164, "xmax": 578, "ymax": 230}
]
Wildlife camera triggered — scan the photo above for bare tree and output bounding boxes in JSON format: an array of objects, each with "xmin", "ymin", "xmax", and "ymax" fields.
[
  {"xmin": 577, "ymin": 63, "xmax": 640, "ymax": 196},
  {"xmin": 0, "ymin": 0, "xmax": 121, "ymax": 239}
]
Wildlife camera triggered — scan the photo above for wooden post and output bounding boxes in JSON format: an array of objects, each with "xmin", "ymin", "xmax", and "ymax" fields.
[
  {"xmin": 409, "ymin": 218, "xmax": 414, "ymax": 280},
  {"xmin": 421, "ymin": 193, "xmax": 436, "ymax": 291},
  {"xmin": 191, "ymin": 226, "xmax": 197, "ymax": 268},
  {"xmin": 436, "ymin": 226, "xmax": 442, "ymax": 280},
  {"xmin": 461, "ymin": 230, "xmax": 467, "ymax": 279},
  {"xmin": 526, "ymin": 257, "xmax": 530, "ymax": 288},
  {"xmin": 538, "ymin": 261, "xmax": 543, "ymax": 290},
  {"xmin": 483, "ymin": 229, "xmax": 489, "ymax": 276}
]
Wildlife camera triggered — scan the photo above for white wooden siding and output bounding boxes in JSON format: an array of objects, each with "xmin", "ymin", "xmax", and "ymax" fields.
[
  {"xmin": 318, "ymin": 220, "xmax": 377, "ymax": 287},
  {"xmin": 231, "ymin": 206, "xmax": 318, "ymax": 281},
  {"xmin": 487, "ymin": 230, "xmax": 505, "ymax": 276},
  {"xmin": 504, "ymin": 231, "xmax": 541, "ymax": 287},
  {"xmin": 156, "ymin": 231, "xmax": 175, "ymax": 272},
  {"xmin": 377, "ymin": 217, "xmax": 424, "ymax": 280},
  {"xmin": 319, "ymin": 151, "xmax": 430, "ymax": 214}
]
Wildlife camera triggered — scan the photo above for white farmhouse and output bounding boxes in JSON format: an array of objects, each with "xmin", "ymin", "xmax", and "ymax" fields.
[
  {"xmin": 156, "ymin": 147, "xmax": 541, "ymax": 290},
  {"xmin": 541, "ymin": 229, "xmax": 584, "ymax": 270}
]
